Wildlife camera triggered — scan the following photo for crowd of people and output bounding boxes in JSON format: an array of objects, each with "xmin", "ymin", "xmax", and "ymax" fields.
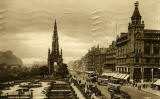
[
  {"xmin": 132, "ymin": 81, "xmax": 149, "ymax": 90},
  {"xmin": 70, "ymin": 78, "xmax": 106, "ymax": 99}
]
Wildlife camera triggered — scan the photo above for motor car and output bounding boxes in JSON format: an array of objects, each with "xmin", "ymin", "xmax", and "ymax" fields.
[
  {"xmin": 108, "ymin": 83, "xmax": 120, "ymax": 94},
  {"xmin": 97, "ymin": 76, "xmax": 109, "ymax": 86}
]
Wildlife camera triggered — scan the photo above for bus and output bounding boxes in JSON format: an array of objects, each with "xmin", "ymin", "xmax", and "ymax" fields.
[{"xmin": 85, "ymin": 71, "xmax": 97, "ymax": 83}]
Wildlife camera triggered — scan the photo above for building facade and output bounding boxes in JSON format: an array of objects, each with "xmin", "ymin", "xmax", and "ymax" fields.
[
  {"xmin": 83, "ymin": 46, "xmax": 107, "ymax": 74},
  {"xmin": 71, "ymin": 46, "xmax": 107, "ymax": 74},
  {"xmin": 104, "ymin": 41, "xmax": 116, "ymax": 72},
  {"xmin": 115, "ymin": 2, "xmax": 160, "ymax": 82},
  {"xmin": 72, "ymin": 2, "xmax": 160, "ymax": 82},
  {"xmin": 48, "ymin": 20, "xmax": 63, "ymax": 74}
]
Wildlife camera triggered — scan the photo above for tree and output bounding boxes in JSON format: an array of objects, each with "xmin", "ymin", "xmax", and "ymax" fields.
[
  {"xmin": 38, "ymin": 66, "xmax": 49, "ymax": 78},
  {"xmin": 57, "ymin": 63, "xmax": 69, "ymax": 78}
]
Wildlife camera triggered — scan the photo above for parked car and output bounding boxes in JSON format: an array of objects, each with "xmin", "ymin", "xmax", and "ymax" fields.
[
  {"xmin": 98, "ymin": 76, "xmax": 109, "ymax": 86},
  {"xmin": 108, "ymin": 83, "xmax": 120, "ymax": 94}
]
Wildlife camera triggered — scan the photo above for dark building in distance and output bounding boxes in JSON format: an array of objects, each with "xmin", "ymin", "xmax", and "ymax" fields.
[{"xmin": 48, "ymin": 20, "xmax": 63, "ymax": 74}]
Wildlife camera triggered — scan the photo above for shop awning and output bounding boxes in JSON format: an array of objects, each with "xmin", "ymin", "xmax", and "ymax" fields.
[
  {"xmin": 118, "ymin": 74, "xmax": 124, "ymax": 79},
  {"xmin": 120, "ymin": 74, "xmax": 127, "ymax": 79},
  {"xmin": 154, "ymin": 79, "xmax": 160, "ymax": 86},
  {"xmin": 111, "ymin": 73, "xmax": 129, "ymax": 80},
  {"xmin": 102, "ymin": 73, "xmax": 115, "ymax": 77},
  {"xmin": 124, "ymin": 75, "xmax": 130, "ymax": 80},
  {"xmin": 116, "ymin": 74, "xmax": 121, "ymax": 78},
  {"xmin": 102, "ymin": 73, "xmax": 129, "ymax": 80},
  {"xmin": 113, "ymin": 73, "xmax": 119, "ymax": 78}
]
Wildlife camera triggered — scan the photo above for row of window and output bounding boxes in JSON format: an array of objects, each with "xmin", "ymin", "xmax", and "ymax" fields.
[
  {"xmin": 116, "ymin": 58, "xmax": 127, "ymax": 64},
  {"xmin": 116, "ymin": 58, "xmax": 160, "ymax": 64},
  {"xmin": 144, "ymin": 45, "xmax": 159, "ymax": 55},
  {"xmin": 136, "ymin": 58, "xmax": 160, "ymax": 64}
]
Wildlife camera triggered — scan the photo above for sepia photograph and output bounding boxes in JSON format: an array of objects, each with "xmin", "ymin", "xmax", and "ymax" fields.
[{"xmin": 0, "ymin": 0, "xmax": 160, "ymax": 99}]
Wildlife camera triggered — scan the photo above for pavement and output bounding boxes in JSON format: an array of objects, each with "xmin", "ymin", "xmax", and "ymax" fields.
[
  {"xmin": 121, "ymin": 85, "xmax": 160, "ymax": 99},
  {"xmin": 70, "ymin": 71, "xmax": 160, "ymax": 99},
  {"xmin": 71, "ymin": 83, "xmax": 86, "ymax": 99},
  {"xmin": 96, "ymin": 84, "xmax": 111, "ymax": 99},
  {"xmin": 141, "ymin": 87, "xmax": 160, "ymax": 97}
]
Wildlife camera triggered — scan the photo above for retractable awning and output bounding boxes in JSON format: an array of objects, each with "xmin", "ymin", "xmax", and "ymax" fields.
[
  {"xmin": 118, "ymin": 74, "xmax": 124, "ymax": 79},
  {"xmin": 102, "ymin": 73, "xmax": 115, "ymax": 77},
  {"xmin": 112, "ymin": 73, "xmax": 129, "ymax": 80},
  {"xmin": 120, "ymin": 74, "xmax": 127, "ymax": 79},
  {"xmin": 104, "ymin": 73, "xmax": 129, "ymax": 80},
  {"xmin": 154, "ymin": 79, "xmax": 160, "ymax": 86},
  {"xmin": 124, "ymin": 75, "xmax": 130, "ymax": 80},
  {"xmin": 113, "ymin": 73, "xmax": 119, "ymax": 78}
]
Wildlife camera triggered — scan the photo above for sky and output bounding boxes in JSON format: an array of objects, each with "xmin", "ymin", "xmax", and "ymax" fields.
[{"xmin": 0, "ymin": 0, "xmax": 160, "ymax": 64}]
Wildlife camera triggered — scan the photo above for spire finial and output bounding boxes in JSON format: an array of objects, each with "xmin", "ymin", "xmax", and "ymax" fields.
[
  {"xmin": 135, "ymin": 1, "xmax": 139, "ymax": 8},
  {"xmin": 54, "ymin": 19, "xmax": 57, "ymax": 29},
  {"xmin": 48, "ymin": 48, "xmax": 50, "ymax": 53},
  {"xmin": 131, "ymin": 1, "xmax": 141, "ymax": 19},
  {"xmin": 55, "ymin": 19, "xmax": 56, "ymax": 24}
]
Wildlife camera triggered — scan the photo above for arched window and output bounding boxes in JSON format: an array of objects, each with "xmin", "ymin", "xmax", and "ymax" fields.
[
  {"xmin": 144, "ymin": 43, "xmax": 150, "ymax": 54},
  {"xmin": 153, "ymin": 44, "xmax": 159, "ymax": 55}
]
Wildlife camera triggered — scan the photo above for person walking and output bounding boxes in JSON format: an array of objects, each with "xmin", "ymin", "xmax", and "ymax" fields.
[{"xmin": 111, "ymin": 93, "xmax": 114, "ymax": 99}]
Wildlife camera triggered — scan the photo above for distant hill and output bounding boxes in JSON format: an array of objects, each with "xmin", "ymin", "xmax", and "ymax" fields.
[{"xmin": 0, "ymin": 50, "xmax": 23, "ymax": 66}]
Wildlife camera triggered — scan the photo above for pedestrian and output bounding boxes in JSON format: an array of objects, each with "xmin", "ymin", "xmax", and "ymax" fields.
[
  {"xmin": 111, "ymin": 93, "xmax": 114, "ymax": 99},
  {"xmin": 146, "ymin": 84, "xmax": 148, "ymax": 88}
]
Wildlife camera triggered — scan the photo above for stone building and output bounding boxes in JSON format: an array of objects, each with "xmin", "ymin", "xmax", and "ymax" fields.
[
  {"xmin": 72, "ymin": 2, "xmax": 160, "ymax": 82},
  {"xmin": 115, "ymin": 2, "xmax": 160, "ymax": 82},
  {"xmin": 82, "ymin": 46, "xmax": 107, "ymax": 74},
  {"xmin": 104, "ymin": 41, "xmax": 116, "ymax": 72},
  {"xmin": 48, "ymin": 20, "xmax": 63, "ymax": 74},
  {"xmin": 72, "ymin": 46, "xmax": 107, "ymax": 74}
]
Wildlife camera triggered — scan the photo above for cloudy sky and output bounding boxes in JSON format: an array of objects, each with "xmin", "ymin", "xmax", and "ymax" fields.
[{"xmin": 0, "ymin": 0, "xmax": 160, "ymax": 64}]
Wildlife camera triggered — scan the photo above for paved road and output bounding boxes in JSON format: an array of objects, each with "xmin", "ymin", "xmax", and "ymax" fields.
[
  {"xmin": 121, "ymin": 86, "xmax": 160, "ymax": 99},
  {"xmin": 70, "ymin": 71, "xmax": 160, "ymax": 99},
  {"xmin": 71, "ymin": 83, "xmax": 86, "ymax": 99},
  {"xmin": 96, "ymin": 84, "xmax": 111, "ymax": 99}
]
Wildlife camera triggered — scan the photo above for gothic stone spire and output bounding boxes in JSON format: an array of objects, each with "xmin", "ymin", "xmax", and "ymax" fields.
[{"xmin": 52, "ymin": 19, "xmax": 59, "ymax": 56}]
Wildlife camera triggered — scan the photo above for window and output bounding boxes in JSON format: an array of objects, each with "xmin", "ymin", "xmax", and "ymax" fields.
[
  {"xmin": 144, "ymin": 43, "xmax": 150, "ymax": 54},
  {"xmin": 135, "ymin": 57, "xmax": 139, "ymax": 63},
  {"xmin": 138, "ymin": 49, "xmax": 141, "ymax": 54},
  {"xmin": 128, "ymin": 68, "xmax": 130, "ymax": 74},
  {"xmin": 145, "ymin": 58, "xmax": 150, "ymax": 63},
  {"xmin": 153, "ymin": 45, "xmax": 159, "ymax": 55},
  {"xmin": 155, "ymin": 58, "xmax": 159, "ymax": 64}
]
